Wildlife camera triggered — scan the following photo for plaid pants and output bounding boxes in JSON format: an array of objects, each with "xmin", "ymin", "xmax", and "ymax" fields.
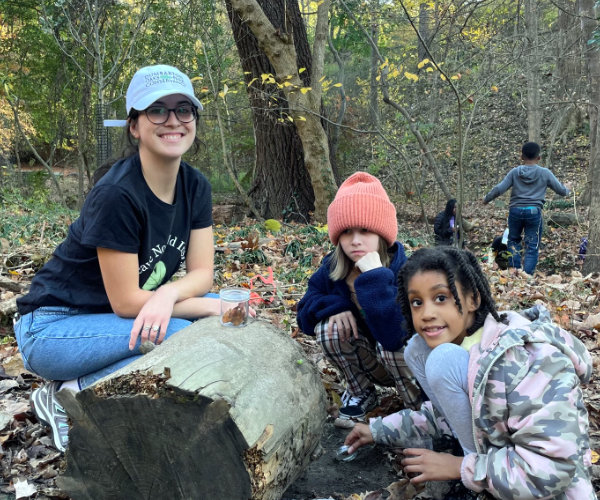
[{"xmin": 316, "ymin": 320, "xmax": 422, "ymax": 410}]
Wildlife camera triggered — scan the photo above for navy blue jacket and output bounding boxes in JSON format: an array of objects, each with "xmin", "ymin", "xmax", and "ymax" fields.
[{"xmin": 296, "ymin": 242, "xmax": 410, "ymax": 351}]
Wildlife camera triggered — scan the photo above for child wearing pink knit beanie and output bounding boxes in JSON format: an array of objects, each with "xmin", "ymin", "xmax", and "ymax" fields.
[{"xmin": 297, "ymin": 172, "xmax": 421, "ymax": 420}]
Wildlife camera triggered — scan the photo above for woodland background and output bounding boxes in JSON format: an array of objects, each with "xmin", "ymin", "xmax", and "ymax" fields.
[{"xmin": 1, "ymin": 1, "xmax": 600, "ymax": 499}]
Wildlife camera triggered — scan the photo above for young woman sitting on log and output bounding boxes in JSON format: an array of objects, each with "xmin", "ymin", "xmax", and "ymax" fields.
[{"xmin": 14, "ymin": 65, "xmax": 221, "ymax": 452}]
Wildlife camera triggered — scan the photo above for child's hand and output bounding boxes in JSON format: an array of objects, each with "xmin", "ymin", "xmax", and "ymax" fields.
[
  {"xmin": 401, "ymin": 449, "xmax": 463, "ymax": 483},
  {"xmin": 344, "ymin": 422, "xmax": 374, "ymax": 454},
  {"xmin": 328, "ymin": 311, "xmax": 358, "ymax": 342},
  {"xmin": 355, "ymin": 251, "xmax": 383, "ymax": 272}
]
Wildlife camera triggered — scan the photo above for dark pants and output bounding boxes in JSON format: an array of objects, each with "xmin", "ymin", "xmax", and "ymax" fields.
[{"xmin": 507, "ymin": 206, "xmax": 542, "ymax": 274}]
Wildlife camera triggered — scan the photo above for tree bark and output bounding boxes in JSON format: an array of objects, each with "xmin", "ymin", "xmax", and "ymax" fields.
[
  {"xmin": 417, "ymin": 2, "xmax": 431, "ymax": 63},
  {"xmin": 369, "ymin": 15, "xmax": 380, "ymax": 127},
  {"xmin": 524, "ymin": 0, "xmax": 541, "ymax": 143},
  {"xmin": 581, "ymin": 0, "xmax": 600, "ymax": 273},
  {"xmin": 56, "ymin": 316, "xmax": 327, "ymax": 500},
  {"xmin": 226, "ymin": 0, "xmax": 337, "ymax": 222}
]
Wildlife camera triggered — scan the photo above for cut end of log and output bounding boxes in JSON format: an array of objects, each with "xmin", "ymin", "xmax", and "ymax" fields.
[{"xmin": 57, "ymin": 317, "xmax": 327, "ymax": 500}]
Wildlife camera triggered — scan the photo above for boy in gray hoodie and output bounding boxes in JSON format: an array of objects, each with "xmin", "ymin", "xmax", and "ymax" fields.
[{"xmin": 483, "ymin": 142, "xmax": 571, "ymax": 275}]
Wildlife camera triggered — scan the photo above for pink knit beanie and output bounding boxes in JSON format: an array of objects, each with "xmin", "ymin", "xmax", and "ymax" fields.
[{"xmin": 327, "ymin": 172, "xmax": 397, "ymax": 246}]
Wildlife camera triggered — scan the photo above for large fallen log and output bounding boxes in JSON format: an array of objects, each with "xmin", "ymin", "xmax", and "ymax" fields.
[{"xmin": 56, "ymin": 316, "xmax": 327, "ymax": 500}]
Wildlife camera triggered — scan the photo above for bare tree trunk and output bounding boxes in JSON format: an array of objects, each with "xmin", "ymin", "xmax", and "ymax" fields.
[
  {"xmin": 369, "ymin": 18, "xmax": 380, "ymax": 127},
  {"xmin": 76, "ymin": 58, "xmax": 93, "ymax": 208},
  {"xmin": 556, "ymin": 0, "xmax": 581, "ymax": 96},
  {"xmin": 524, "ymin": 0, "xmax": 541, "ymax": 142},
  {"xmin": 226, "ymin": 0, "xmax": 337, "ymax": 222},
  {"xmin": 418, "ymin": 2, "xmax": 431, "ymax": 63},
  {"xmin": 581, "ymin": 0, "xmax": 600, "ymax": 273},
  {"xmin": 546, "ymin": 0, "xmax": 581, "ymax": 168},
  {"xmin": 327, "ymin": 29, "xmax": 348, "ymax": 182}
]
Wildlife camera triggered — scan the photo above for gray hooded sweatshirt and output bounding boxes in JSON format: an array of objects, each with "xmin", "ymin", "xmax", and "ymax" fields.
[{"xmin": 484, "ymin": 164, "xmax": 569, "ymax": 208}]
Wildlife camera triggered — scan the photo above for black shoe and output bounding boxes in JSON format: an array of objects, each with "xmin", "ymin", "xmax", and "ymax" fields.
[{"xmin": 339, "ymin": 389, "xmax": 377, "ymax": 419}]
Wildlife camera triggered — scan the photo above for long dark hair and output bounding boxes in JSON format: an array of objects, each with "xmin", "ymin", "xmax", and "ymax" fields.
[
  {"xmin": 397, "ymin": 247, "xmax": 507, "ymax": 336},
  {"xmin": 444, "ymin": 198, "xmax": 457, "ymax": 216}
]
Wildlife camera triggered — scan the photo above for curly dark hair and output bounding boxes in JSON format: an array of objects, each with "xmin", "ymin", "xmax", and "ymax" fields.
[{"xmin": 397, "ymin": 247, "xmax": 507, "ymax": 336}]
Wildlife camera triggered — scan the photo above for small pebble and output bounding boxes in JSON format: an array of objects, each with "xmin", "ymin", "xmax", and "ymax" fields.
[{"xmin": 139, "ymin": 341, "xmax": 155, "ymax": 354}]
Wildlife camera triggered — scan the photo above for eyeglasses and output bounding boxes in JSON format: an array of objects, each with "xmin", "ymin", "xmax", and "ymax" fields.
[{"xmin": 144, "ymin": 104, "xmax": 197, "ymax": 124}]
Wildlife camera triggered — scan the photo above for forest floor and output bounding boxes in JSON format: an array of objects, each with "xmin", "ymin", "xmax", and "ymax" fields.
[{"xmin": 0, "ymin": 193, "xmax": 599, "ymax": 499}]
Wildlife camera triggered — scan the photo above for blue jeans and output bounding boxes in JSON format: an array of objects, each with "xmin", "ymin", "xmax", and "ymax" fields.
[
  {"xmin": 404, "ymin": 334, "xmax": 475, "ymax": 454},
  {"xmin": 507, "ymin": 206, "xmax": 542, "ymax": 275},
  {"xmin": 14, "ymin": 298, "xmax": 217, "ymax": 389}
]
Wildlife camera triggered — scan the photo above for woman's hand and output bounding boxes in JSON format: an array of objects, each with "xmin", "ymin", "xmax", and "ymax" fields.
[
  {"xmin": 344, "ymin": 423, "xmax": 374, "ymax": 454},
  {"xmin": 328, "ymin": 311, "xmax": 358, "ymax": 342},
  {"xmin": 401, "ymin": 449, "xmax": 463, "ymax": 483},
  {"xmin": 129, "ymin": 285, "xmax": 179, "ymax": 349}
]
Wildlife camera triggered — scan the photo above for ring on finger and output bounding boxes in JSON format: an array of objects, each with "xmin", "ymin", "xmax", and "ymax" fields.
[
  {"xmin": 142, "ymin": 325, "xmax": 151, "ymax": 332},
  {"xmin": 152, "ymin": 325, "xmax": 160, "ymax": 332}
]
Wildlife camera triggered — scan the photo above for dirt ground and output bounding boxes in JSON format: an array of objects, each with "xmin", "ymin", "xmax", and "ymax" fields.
[{"xmin": 283, "ymin": 421, "xmax": 398, "ymax": 500}]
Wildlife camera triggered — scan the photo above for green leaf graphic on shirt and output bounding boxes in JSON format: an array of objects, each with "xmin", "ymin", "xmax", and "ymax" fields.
[{"xmin": 142, "ymin": 261, "xmax": 166, "ymax": 290}]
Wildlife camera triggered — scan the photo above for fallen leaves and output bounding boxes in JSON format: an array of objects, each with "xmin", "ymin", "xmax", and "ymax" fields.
[{"xmin": 1, "ymin": 208, "xmax": 600, "ymax": 498}]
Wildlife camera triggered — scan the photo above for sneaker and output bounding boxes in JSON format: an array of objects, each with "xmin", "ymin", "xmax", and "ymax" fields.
[
  {"xmin": 338, "ymin": 389, "xmax": 377, "ymax": 419},
  {"xmin": 31, "ymin": 381, "xmax": 69, "ymax": 452}
]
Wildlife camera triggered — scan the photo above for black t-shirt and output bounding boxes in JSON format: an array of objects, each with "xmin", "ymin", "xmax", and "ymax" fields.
[{"xmin": 17, "ymin": 154, "xmax": 212, "ymax": 315}]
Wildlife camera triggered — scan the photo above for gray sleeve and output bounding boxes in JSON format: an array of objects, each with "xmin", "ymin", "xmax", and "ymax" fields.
[
  {"xmin": 484, "ymin": 169, "xmax": 515, "ymax": 203},
  {"xmin": 544, "ymin": 168, "xmax": 569, "ymax": 196}
]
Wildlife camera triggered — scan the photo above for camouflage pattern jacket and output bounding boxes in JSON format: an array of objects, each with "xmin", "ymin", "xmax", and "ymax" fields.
[{"xmin": 369, "ymin": 306, "xmax": 595, "ymax": 499}]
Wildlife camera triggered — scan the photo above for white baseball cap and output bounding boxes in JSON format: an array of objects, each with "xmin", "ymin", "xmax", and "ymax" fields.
[{"xmin": 125, "ymin": 64, "xmax": 203, "ymax": 114}]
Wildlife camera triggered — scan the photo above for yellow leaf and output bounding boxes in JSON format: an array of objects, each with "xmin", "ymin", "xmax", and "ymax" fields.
[
  {"xmin": 440, "ymin": 74, "xmax": 447, "ymax": 81},
  {"xmin": 190, "ymin": 76, "xmax": 202, "ymax": 82},
  {"xmin": 426, "ymin": 67, "xmax": 434, "ymax": 72},
  {"xmin": 491, "ymin": 85, "xmax": 499, "ymax": 92},
  {"xmin": 287, "ymin": 115, "xmax": 294, "ymax": 122},
  {"xmin": 319, "ymin": 75, "xmax": 326, "ymax": 82},
  {"xmin": 247, "ymin": 77, "xmax": 258, "ymax": 87},
  {"xmin": 282, "ymin": 81, "xmax": 293, "ymax": 87},
  {"xmin": 297, "ymin": 116, "xmax": 306, "ymax": 121},
  {"xmin": 298, "ymin": 67, "xmax": 306, "ymax": 73},
  {"xmin": 300, "ymin": 87, "xmax": 312, "ymax": 94},
  {"xmin": 417, "ymin": 58, "xmax": 430, "ymax": 69},
  {"xmin": 450, "ymin": 74, "xmax": 460, "ymax": 80},
  {"xmin": 330, "ymin": 389, "xmax": 342, "ymax": 407},
  {"xmin": 404, "ymin": 71, "xmax": 419, "ymax": 82},
  {"xmin": 261, "ymin": 73, "xmax": 273, "ymax": 83}
]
